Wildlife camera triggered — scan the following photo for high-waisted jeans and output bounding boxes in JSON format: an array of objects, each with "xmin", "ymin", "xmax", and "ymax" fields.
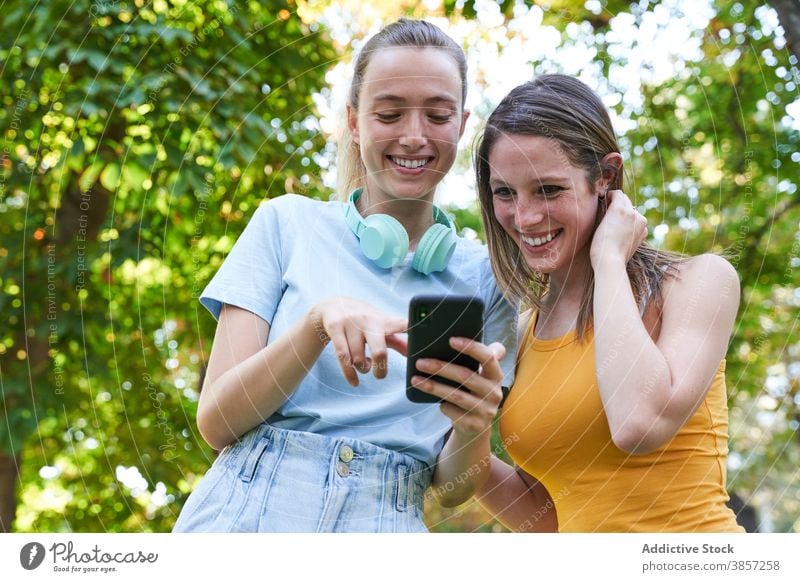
[{"xmin": 173, "ymin": 423, "xmax": 432, "ymax": 532}]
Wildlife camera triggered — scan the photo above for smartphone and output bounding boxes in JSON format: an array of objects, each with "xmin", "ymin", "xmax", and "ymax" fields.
[{"xmin": 406, "ymin": 295, "xmax": 484, "ymax": 403}]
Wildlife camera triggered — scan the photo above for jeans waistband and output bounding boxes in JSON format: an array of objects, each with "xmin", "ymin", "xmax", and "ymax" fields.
[{"xmin": 219, "ymin": 423, "xmax": 433, "ymax": 512}]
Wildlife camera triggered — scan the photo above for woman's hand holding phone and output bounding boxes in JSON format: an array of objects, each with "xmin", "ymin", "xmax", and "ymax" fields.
[
  {"xmin": 411, "ymin": 339, "xmax": 507, "ymax": 437},
  {"xmin": 403, "ymin": 295, "xmax": 505, "ymax": 435},
  {"xmin": 308, "ymin": 293, "xmax": 507, "ymax": 436}
]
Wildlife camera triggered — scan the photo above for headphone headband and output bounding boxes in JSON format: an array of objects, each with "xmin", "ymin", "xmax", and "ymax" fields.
[
  {"xmin": 345, "ymin": 189, "xmax": 454, "ymax": 231},
  {"xmin": 344, "ymin": 188, "xmax": 457, "ymax": 274}
]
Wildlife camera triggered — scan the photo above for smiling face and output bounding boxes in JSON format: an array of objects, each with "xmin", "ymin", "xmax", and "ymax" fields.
[
  {"xmin": 347, "ymin": 47, "xmax": 467, "ymax": 207},
  {"xmin": 488, "ymin": 133, "xmax": 601, "ymax": 280}
]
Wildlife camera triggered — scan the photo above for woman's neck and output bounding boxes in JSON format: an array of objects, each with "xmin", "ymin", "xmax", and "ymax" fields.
[
  {"xmin": 547, "ymin": 249, "xmax": 593, "ymax": 304},
  {"xmin": 536, "ymin": 251, "xmax": 592, "ymax": 336}
]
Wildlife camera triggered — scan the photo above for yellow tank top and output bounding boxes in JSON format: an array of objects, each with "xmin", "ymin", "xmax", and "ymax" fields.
[{"xmin": 500, "ymin": 314, "xmax": 743, "ymax": 532}]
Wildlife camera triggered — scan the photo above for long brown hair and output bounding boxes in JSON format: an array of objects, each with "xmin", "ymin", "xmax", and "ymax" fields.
[
  {"xmin": 336, "ymin": 18, "xmax": 468, "ymax": 200},
  {"xmin": 475, "ymin": 74, "xmax": 683, "ymax": 339}
]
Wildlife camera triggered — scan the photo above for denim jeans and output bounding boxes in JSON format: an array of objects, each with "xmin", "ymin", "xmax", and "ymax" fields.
[{"xmin": 173, "ymin": 423, "xmax": 432, "ymax": 532}]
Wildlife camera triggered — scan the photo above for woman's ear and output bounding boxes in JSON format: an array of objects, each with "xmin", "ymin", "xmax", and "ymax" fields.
[
  {"xmin": 346, "ymin": 103, "xmax": 360, "ymax": 145},
  {"xmin": 599, "ymin": 152, "xmax": 623, "ymax": 193}
]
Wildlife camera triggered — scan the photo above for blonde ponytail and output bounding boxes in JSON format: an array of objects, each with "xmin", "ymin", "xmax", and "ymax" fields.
[{"xmin": 335, "ymin": 111, "xmax": 365, "ymax": 201}]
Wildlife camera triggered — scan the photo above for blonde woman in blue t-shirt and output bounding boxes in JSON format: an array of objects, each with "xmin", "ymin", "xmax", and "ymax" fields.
[{"xmin": 173, "ymin": 19, "xmax": 517, "ymax": 533}]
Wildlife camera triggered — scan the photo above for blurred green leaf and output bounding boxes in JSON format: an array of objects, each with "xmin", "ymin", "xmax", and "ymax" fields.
[{"xmin": 99, "ymin": 163, "xmax": 120, "ymax": 190}]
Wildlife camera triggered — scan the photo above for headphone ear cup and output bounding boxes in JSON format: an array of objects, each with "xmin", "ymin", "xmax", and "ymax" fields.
[
  {"xmin": 412, "ymin": 223, "xmax": 457, "ymax": 275},
  {"xmin": 360, "ymin": 214, "xmax": 409, "ymax": 268}
]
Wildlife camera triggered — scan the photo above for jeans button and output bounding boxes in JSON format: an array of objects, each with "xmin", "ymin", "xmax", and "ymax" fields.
[
  {"xmin": 336, "ymin": 461, "xmax": 350, "ymax": 477},
  {"xmin": 339, "ymin": 445, "xmax": 354, "ymax": 463}
]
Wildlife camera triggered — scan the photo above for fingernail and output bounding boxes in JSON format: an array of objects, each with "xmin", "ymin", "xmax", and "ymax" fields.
[
  {"xmin": 416, "ymin": 359, "xmax": 430, "ymax": 371},
  {"xmin": 450, "ymin": 337, "xmax": 464, "ymax": 348}
]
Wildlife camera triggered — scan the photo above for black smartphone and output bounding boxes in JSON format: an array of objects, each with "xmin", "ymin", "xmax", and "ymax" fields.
[{"xmin": 406, "ymin": 294, "xmax": 484, "ymax": 403}]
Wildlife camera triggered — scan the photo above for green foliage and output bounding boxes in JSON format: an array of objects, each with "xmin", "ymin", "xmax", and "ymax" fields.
[
  {"xmin": 616, "ymin": 0, "xmax": 800, "ymax": 532},
  {"xmin": 445, "ymin": 0, "xmax": 799, "ymax": 532},
  {"xmin": 2, "ymin": 0, "xmax": 797, "ymax": 533},
  {"xmin": 1, "ymin": 0, "xmax": 336, "ymax": 532}
]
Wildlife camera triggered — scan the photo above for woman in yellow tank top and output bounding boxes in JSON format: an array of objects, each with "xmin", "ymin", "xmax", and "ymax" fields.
[{"xmin": 471, "ymin": 75, "xmax": 743, "ymax": 532}]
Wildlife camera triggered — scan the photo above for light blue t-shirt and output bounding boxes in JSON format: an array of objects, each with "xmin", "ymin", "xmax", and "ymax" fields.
[{"xmin": 200, "ymin": 194, "xmax": 517, "ymax": 467}]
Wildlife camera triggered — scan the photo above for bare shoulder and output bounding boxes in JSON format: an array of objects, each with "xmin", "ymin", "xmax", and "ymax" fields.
[
  {"xmin": 681, "ymin": 253, "xmax": 738, "ymax": 279},
  {"xmin": 662, "ymin": 253, "xmax": 740, "ymax": 311},
  {"xmin": 673, "ymin": 254, "xmax": 738, "ymax": 290}
]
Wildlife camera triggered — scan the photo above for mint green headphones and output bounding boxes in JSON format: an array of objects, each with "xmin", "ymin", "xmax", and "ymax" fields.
[{"xmin": 344, "ymin": 188, "xmax": 457, "ymax": 275}]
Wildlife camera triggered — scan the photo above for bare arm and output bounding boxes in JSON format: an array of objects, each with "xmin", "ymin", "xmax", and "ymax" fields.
[
  {"xmin": 408, "ymin": 338, "xmax": 507, "ymax": 507},
  {"xmin": 474, "ymin": 457, "xmax": 557, "ymax": 532},
  {"xmin": 473, "ymin": 309, "xmax": 556, "ymax": 532},
  {"xmin": 591, "ymin": 192, "xmax": 740, "ymax": 453},
  {"xmin": 198, "ymin": 299, "xmax": 407, "ymax": 450},
  {"xmin": 196, "ymin": 305, "xmax": 326, "ymax": 450}
]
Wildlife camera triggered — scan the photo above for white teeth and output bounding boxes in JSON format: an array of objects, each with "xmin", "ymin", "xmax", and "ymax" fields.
[
  {"xmin": 391, "ymin": 156, "xmax": 428, "ymax": 169},
  {"xmin": 521, "ymin": 231, "xmax": 558, "ymax": 247}
]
